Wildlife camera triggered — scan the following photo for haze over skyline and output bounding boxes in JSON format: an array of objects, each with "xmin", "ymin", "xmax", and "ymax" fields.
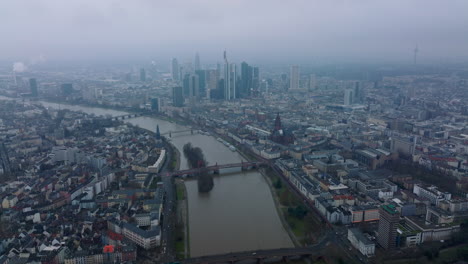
[{"xmin": 1, "ymin": 0, "xmax": 468, "ymax": 65}]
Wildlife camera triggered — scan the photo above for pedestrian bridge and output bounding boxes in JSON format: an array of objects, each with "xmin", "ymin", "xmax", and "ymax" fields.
[{"xmin": 109, "ymin": 113, "xmax": 145, "ymax": 120}]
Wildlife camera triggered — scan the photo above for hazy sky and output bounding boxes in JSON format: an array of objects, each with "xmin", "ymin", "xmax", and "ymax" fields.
[{"xmin": 1, "ymin": 0, "xmax": 467, "ymax": 64}]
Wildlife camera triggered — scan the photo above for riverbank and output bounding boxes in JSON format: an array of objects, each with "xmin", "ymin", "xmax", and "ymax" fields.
[
  {"xmin": 175, "ymin": 180, "xmax": 190, "ymax": 259},
  {"xmin": 168, "ymin": 139, "xmax": 190, "ymax": 260},
  {"xmin": 23, "ymin": 95, "xmax": 184, "ymax": 125},
  {"xmin": 262, "ymin": 167, "xmax": 325, "ymax": 246},
  {"xmin": 261, "ymin": 168, "xmax": 302, "ymax": 247}
]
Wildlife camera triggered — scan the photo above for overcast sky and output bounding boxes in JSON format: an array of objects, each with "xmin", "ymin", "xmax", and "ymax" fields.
[{"xmin": 1, "ymin": 0, "xmax": 467, "ymax": 65}]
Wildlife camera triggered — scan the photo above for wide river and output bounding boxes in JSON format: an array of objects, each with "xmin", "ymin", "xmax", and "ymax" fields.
[{"xmin": 16, "ymin": 98, "xmax": 293, "ymax": 256}]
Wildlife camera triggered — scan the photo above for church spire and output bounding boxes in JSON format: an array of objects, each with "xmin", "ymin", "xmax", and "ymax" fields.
[{"xmin": 274, "ymin": 112, "xmax": 282, "ymax": 130}]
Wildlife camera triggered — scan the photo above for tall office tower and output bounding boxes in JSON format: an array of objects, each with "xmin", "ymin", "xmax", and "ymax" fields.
[
  {"xmin": 188, "ymin": 74, "xmax": 199, "ymax": 98},
  {"xmin": 260, "ymin": 80, "xmax": 269, "ymax": 93},
  {"xmin": 252, "ymin": 67, "xmax": 260, "ymax": 94},
  {"xmin": 223, "ymin": 51, "xmax": 237, "ymax": 100},
  {"xmin": 216, "ymin": 63, "xmax": 221, "ymax": 79},
  {"xmin": 289, "ymin": 65, "xmax": 300, "ymax": 90},
  {"xmin": 240, "ymin": 62, "xmax": 253, "ymax": 97},
  {"xmin": 140, "ymin": 68, "xmax": 146, "ymax": 82},
  {"xmin": 183, "ymin": 74, "xmax": 190, "ymax": 97},
  {"xmin": 344, "ymin": 88, "xmax": 354, "ymax": 105},
  {"xmin": 235, "ymin": 76, "xmax": 242, "ymax": 98},
  {"xmin": 172, "ymin": 86, "xmax": 184, "ymax": 107},
  {"xmin": 280, "ymin": 73, "xmax": 288, "ymax": 90},
  {"xmin": 171, "ymin": 58, "xmax": 179, "ymax": 81},
  {"xmin": 309, "ymin": 74, "xmax": 317, "ymax": 91},
  {"xmin": 195, "ymin": 70, "xmax": 206, "ymax": 97},
  {"xmin": 354, "ymin": 81, "xmax": 362, "ymax": 104},
  {"xmin": 29, "ymin": 78, "xmax": 38, "ymax": 97},
  {"xmin": 179, "ymin": 66, "xmax": 185, "ymax": 81},
  {"xmin": 209, "ymin": 78, "xmax": 225, "ymax": 100},
  {"xmin": 0, "ymin": 143, "xmax": 11, "ymax": 176},
  {"xmin": 183, "ymin": 74, "xmax": 200, "ymax": 99},
  {"xmin": 194, "ymin": 52, "xmax": 201, "ymax": 71},
  {"xmin": 223, "ymin": 51, "xmax": 230, "ymax": 99},
  {"xmin": 230, "ymin": 64, "xmax": 237, "ymax": 99},
  {"xmin": 377, "ymin": 204, "xmax": 400, "ymax": 249},
  {"xmin": 151, "ymin": 98, "xmax": 161, "ymax": 112},
  {"xmin": 206, "ymin": 69, "xmax": 219, "ymax": 94}
]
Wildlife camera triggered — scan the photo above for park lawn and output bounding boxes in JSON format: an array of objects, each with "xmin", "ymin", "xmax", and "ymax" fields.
[
  {"xmin": 174, "ymin": 220, "xmax": 186, "ymax": 260},
  {"xmin": 435, "ymin": 245, "xmax": 464, "ymax": 263},
  {"xmin": 149, "ymin": 176, "xmax": 161, "ymax": 189},
  {"xmin": 175, "ymin": 240, "xmax": 185, "ymax": 259},
  {"xmin": 176, "ymin": 183, "xmax": 185, "ymax": 200},
  {"xmin": 282, "ymin": 208, "xmax": 306, "ymax": 237},
  {"xmin": 381, "ymin": 244, "xmax": 467, "ymax": 264}
]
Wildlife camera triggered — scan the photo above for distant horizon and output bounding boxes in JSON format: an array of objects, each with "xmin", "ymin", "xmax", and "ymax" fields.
[
  {"xmin": 1, "ymin": 0, "xmax": 468, "ymax": 66},
  {"xmin": 2, "ymin": 53, "xmax": 468, "ymax": 73}
]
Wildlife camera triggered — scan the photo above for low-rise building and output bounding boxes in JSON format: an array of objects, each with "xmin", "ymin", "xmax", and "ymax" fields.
[
  {"xmin": 405, "ymin": 216, "xmax": 460, "ymax": 243},
  {"xmin": 413, "ymin": 184, "xmax": 451, "ymax": 206},
  {"xmin": 347, "ymin": 228, "xmax": 375, "ymax": 257}
]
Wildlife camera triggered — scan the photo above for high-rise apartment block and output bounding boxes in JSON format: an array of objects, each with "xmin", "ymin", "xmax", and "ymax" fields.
[
  {"xmin": 290, "ymin": 65, "xmax": 300, "ymax": 90},
  {"xmin": 377, "ymin": 204, "xmax": 400, "ymax": 249}
]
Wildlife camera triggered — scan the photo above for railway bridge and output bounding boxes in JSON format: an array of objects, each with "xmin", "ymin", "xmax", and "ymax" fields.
[{"xmin": 160, "ymin": 161, "xmax": 264, "ymax": 178}]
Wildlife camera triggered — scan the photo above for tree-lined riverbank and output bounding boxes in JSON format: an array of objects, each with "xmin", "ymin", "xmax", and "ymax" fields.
[{"xmin": 183, "ymin": 143, "xmax": 214, "ymax": 193}]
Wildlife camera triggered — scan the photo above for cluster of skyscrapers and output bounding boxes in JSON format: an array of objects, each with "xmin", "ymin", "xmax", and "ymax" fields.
[
  {"xmin": 170, "ymin": 55, "xmax": 321, "ymax": 107},
  {"xmin": 171, "ymin": 51, "xmax": 260, "ymax": 106},
  {"xmin": 344, "ymin": 81, "xmax": 363, "ymax": 105}
]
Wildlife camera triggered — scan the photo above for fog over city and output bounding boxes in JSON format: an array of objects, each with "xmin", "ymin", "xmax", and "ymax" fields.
[
  {"xmin": 1, "ymin": 0, "xmax": 468, "ymax": 64},
  {"xmin": 2, "ymin": 1, "xmax": 468, "ymax": 264}
]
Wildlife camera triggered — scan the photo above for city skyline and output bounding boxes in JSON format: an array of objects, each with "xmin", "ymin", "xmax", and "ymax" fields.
[{"xmin": 1, "ymin": 1, "xmax": 468, "ymax": 264}]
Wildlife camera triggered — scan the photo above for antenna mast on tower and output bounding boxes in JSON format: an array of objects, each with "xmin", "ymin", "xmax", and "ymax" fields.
[{"xmin": 413, "ymin": 44, "xmax": 419, "ymax": 64}]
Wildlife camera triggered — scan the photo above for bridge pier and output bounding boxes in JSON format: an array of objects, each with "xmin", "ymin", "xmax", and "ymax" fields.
[{"xmin": 256, "ymin": 257, "xmax": 264, "ymax": 264}]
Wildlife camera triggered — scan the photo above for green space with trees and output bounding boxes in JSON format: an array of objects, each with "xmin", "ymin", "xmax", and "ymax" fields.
[
  {"xmin": 266, "ymin": 167, "xmax": 325, "ymax": 245},
  {"xmin": 183, "ymin": 143, "xmax": 214, "ymax": 192}
]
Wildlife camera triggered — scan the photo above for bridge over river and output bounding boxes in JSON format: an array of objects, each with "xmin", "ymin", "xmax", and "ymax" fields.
[
  {"xmin": 176, "ymin": 235, "xmax": 332, "ymax": 264},
  {"xmin": 160, "ymin": 161, "xmax": 264, "ymax": 178}
]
